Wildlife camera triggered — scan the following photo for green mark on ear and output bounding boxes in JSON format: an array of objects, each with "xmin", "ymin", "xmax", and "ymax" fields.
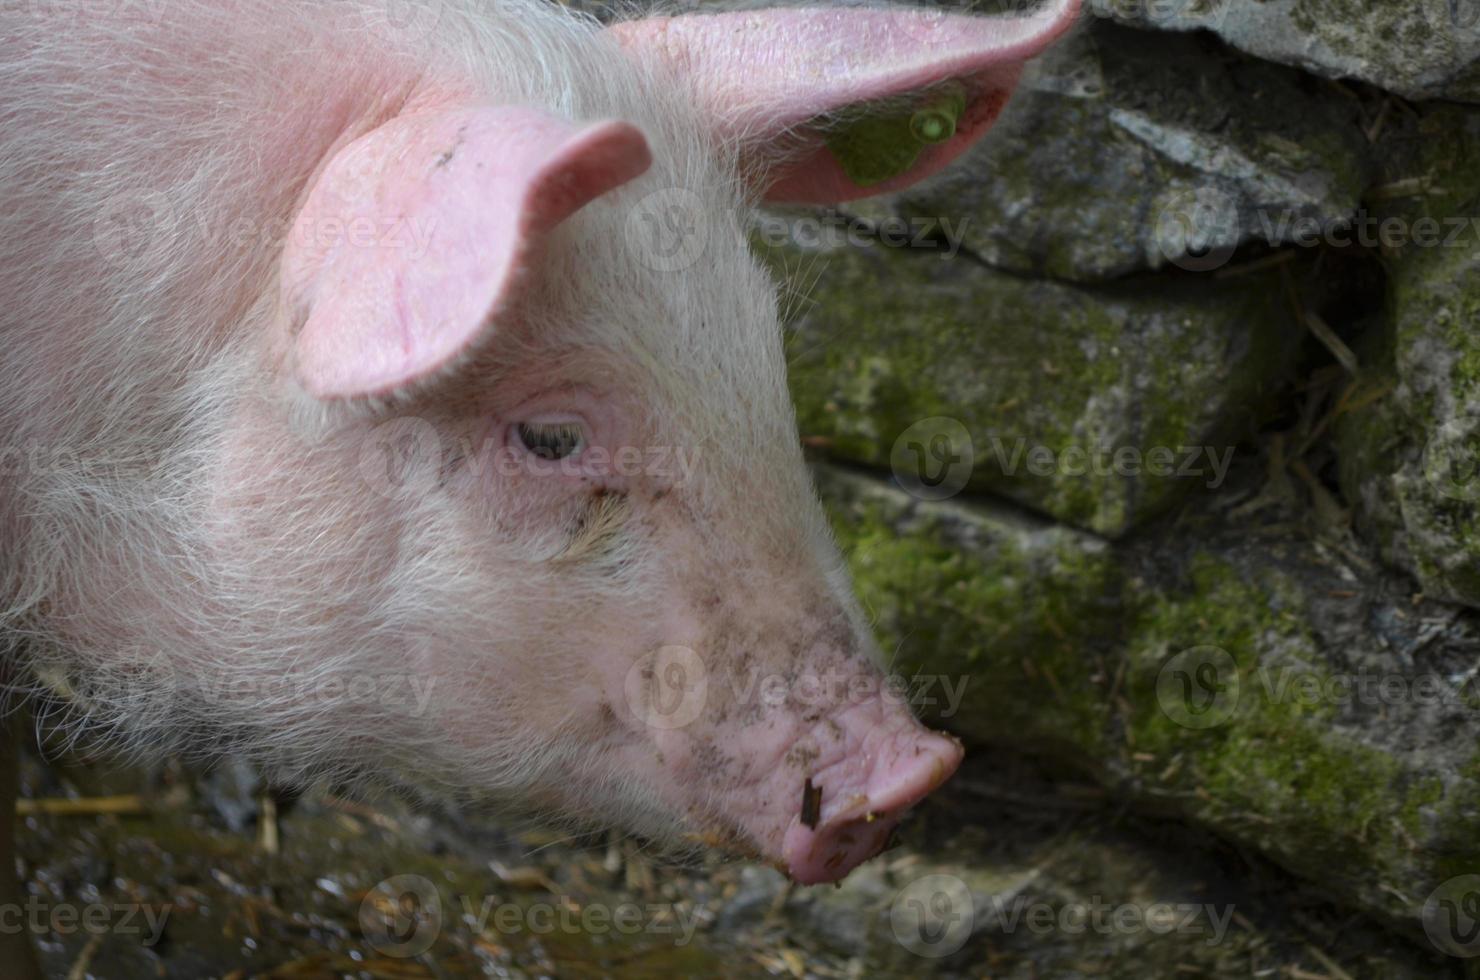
[
  {"xmin": 910, "ymin": 94, "xmax": 962, "ymax": 144},
  {"xmin": 824, "ymin": 89, "xmax": 967, "ymax": 188}
]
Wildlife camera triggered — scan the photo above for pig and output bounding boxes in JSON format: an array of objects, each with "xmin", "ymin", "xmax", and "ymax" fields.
[{"xmin": 0, "ymin": 0, "xmax": 1078, "ymax": 896}]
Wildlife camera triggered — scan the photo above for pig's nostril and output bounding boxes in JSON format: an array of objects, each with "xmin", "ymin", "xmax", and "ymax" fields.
[{"xmin": 779, "ymin": 728, "xmax": 964, "ymax": 885}]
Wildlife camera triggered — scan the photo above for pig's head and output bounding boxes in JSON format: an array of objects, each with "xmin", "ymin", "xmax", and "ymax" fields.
[{"xmin": 178, "ymin": 1, "xmax": 1079, "ymax": 884}]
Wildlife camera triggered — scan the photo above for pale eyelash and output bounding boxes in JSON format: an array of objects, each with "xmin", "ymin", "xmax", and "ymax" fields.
[{"xmin": 515, "ymin": 421, "xmax": 586, "ymax": 461}]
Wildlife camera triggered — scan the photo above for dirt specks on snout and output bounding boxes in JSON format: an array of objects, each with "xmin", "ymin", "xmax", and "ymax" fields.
[
  {"xmin": 433, "ymin": 123, "xmax": 469, "ymax": 168},
  {"xmin": 593, "ymin": 697, "xmax": 618, "ymax": 734},
  {"xmin": 688, "ymin": 737, "xmax": 735, "ymax": 781},
  {"xmin": 785, "ymin": 744, "xmax": 819, "ymax": 769}
]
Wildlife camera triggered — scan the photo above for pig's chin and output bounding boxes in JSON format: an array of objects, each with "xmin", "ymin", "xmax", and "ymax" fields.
[{"xmin": 667, "ymin": 698, "xmax": 965, "ymax": 885}]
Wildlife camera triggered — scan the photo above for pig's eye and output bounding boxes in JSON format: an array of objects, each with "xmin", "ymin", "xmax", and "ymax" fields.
[{"xmin": 514, "ymin": 421, "xmax": 585, "ymax": 461}]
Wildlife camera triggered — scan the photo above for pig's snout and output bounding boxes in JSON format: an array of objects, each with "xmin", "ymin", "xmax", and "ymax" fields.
[{"xmin": 767, "ymin": 704, "xmax": 963, "ymax": 884}]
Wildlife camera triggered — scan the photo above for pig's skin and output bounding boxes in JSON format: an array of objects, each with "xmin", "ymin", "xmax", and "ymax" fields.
[{"xmin": 0, "ymin": 0, "xmax": 964, "ymax": 882}]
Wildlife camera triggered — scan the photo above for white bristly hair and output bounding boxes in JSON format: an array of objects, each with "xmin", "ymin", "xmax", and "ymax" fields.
[{"xmin": 0, "ymin": 0, "xmax": 862, "ymax": 857}]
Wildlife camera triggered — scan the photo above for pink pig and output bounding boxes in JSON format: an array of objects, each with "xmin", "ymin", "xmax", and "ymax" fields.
[{"xmin": 0, "ymin": 0, "xmax": 1077, "ymax": 892}]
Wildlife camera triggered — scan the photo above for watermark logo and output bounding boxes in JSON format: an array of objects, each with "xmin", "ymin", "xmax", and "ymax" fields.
[
  {"xmin": 360, "ymin": 874, "xmax": 442, "ymax": 958},
  {"xmin": 1156, "ymin": 646, "xmax": 1240, "ymax": 729},
  {"xmin": 1424, "ymin": 875, "xmax": 1480, "ymax": 958},
  {"xmin": 627, "ymin": 188, "xmax": 711, "ymax": 273},
  {"xmin": 892, "ymin": 417, "xmax": 975, "ymax": 501},
  {"xmin": 359, "ymin": 0, "xmax": 447, "ymax": 44},
  {"xmin": 1442, "ymin": 0, "xmax": 1480, "ymax": 32},
  {"xmin": 1153, "ymin": 186, "xmax": 1240, "ymax": 272},
  {"xmin": 358, "ymin": 417, "xmax": 444, "ymax": 501},
  {"xmin": 91, "ymin": 189, "xmax": 178, "ymax": 271},
  {"xmin": 624, "ymin": 645, "xmax": 708, "ymax": 730},
  {"xmin": 891, "ymin": 874, "xmax": 975, "ymax": 958}
]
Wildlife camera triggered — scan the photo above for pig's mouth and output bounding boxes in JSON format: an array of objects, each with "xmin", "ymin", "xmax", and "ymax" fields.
[{"xmin": 688, "ymin": 697, "xmax": 965, "ymax": 885}]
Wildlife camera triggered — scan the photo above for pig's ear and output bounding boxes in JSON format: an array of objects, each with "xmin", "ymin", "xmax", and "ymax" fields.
[
  {"xmin": 281, "ymin": 106, "xmax": 652, "ymax": 400},
  {"xmin": 606, "ymin": 0, "xmax": 1078, "ymax": 204}
]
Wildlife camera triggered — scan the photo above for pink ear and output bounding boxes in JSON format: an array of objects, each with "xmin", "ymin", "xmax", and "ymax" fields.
[
  {"xmin": 281, "ymin": 106, "xmax": 652, "ymax": 400},
  {"xmin": 607, "ymin": 0, "xmax": 1079, "ymax": 204}
]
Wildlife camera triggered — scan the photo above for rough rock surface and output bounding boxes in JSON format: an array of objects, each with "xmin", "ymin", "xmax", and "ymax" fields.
[
  {"xmin": 842, "ymin": 21, "xmax": 1374, "ymax": 282},
  {"xmin": 1091, "ymin": 0, "xmax": 1480, "ymax": 103},
  {"xmin": 760, "ymin": 230, "xmax": 1302, "ymax": 537},
  {"xmin": 816, "ymin": 462, "xmax": 1480, "ymax": 939},
  {"xmin": 1336, "ymin": 105, "xmax": 1480, "ymax": 609},
  {"xmin": 758, "ymin": 4, "xmax": 1480, "ymax": 958}
]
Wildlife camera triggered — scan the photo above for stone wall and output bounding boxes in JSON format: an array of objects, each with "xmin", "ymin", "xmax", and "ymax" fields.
[{"xmin": 756, "ymin": 0, "xmax": 1480, "ymax": 957}]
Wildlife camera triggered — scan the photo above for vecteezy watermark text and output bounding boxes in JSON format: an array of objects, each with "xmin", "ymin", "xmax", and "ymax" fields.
[
  {"xmin": 1155, "ymin": 184, "xmax": 1480, "ymax": 272},
  {"xmin": 0, "ymin": 897, "xmax": 170, "ymax": 945},
  {"xmin": 987, "ymin": 438, "xmax": 1234, "ymax": 489},
  {"xmin": 751, "ymin": 210, "xmax": 972, "ymax": 259},
  {"xmin": 888, "ymin": 418, "xmax": 1239, "ymax": 503},
  {"xmin": 623, "ymin": 646, "xmax": 969, "ymax": 732},
  {"xmin": 888, "ymin": 873, "xmax": 1236, "ymax": 959},
  {"xmin": 1156, "ymin": 645, "xmax": 1480, "ymax": 730},
  {"xmin": 358, "ymin": 874, "xmax": 705, "ymax": 958},
  {"xmin": 360, "ymin": 418, "xmax": 702, "ymax": 501},
  {"xmin": 459, "ymin": 894, "xmax": 703, "ymax": 946}
]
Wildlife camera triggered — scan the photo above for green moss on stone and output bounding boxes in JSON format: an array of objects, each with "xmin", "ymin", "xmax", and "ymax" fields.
[
  {"xmin": 1334, "ymin": 103, "xmax": 1480, "ymax": 607},
  {"xmin": 815, "ymin": 467, "xmax": 1122, "ymax": 755},
  {"xmin": 763, "ymin": 233, "xmax": 1298, "ymax": 537},
  {"xmin": 1117, "ymin": 554, "xmax": 1477, "ymax": 914}
]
